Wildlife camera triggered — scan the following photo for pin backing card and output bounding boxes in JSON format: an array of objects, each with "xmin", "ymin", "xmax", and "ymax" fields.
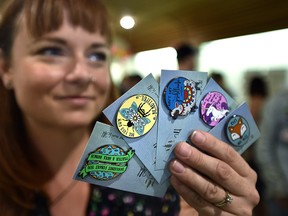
[
  {"xmin": 103, "ymin": 74, "xmax": 169, "ymax": 183},
  {"xmin": 73, "ymin": 122, "xmax": 170, "ymax": 197}
]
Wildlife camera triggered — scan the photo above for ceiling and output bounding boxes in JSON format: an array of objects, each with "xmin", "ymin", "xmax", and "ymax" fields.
[
  {"xmin": 104, "ymin": 0, "xmax": 288, "ymax": 53},
  {"xmin": 0, "ymin": 0, "xmax": 287, "ymax": 54}
]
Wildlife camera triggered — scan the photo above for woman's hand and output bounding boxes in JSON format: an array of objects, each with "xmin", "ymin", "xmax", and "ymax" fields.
[{"xmin": 169, "ymin": 130, "xmax": 259, "ymax": 215}]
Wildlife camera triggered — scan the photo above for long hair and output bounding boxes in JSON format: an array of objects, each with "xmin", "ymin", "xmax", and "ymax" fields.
[{"xmin": 0, "ymin": 0, "xmax": 112, "ymax": 214}]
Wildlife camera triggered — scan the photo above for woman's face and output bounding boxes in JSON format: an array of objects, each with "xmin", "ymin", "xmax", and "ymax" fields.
[{"xmin": 4, "ymin": 17, "xmax": 111, "ymax": 129}]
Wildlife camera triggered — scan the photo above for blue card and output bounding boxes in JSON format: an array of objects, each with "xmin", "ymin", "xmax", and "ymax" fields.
[
  {"xmin": 209, "ymin": 102, "xmax": 261, "ymax": 154},
  {"xmin": 156, "ymin": 73, "xmax": 238, "ymax": 170},
  {"xmin": 73, "ymin": 121, "xmax": 170, "ymax": 198},
  {"xmin": 103, "ymin": 74, "xmax": 169, "ymax": 183},
  {"xmin": 156, "ymin": 70, "xmax": 207, "ymax": 170}
]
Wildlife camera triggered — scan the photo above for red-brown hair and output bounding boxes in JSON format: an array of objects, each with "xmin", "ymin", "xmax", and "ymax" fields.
[{"xmin": 0, "ymin": 0, "xmax": 113, "ymax": 214}]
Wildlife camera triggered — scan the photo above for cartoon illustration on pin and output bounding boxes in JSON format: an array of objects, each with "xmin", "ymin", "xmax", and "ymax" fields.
[
  {"xmin": 78, "ymin": 145, "xmax": 135, "ymax": 181},
  {"xmin": 200, "ymin": 91, "xmax": 229, "ymax": 127},
  {"xmin": 164, "ymin": 77, "xmax": 202, "ymax": 119},
  {"xmin": 226, "ymin": 115, "xmax": 250, "ymax": 146},
  {"xmin": 116, "ymin": 94, "xmax": 158, "ymax": 138}
]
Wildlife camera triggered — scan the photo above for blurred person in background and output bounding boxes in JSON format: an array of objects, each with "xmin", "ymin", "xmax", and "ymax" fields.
[
  {"xmin": 119, "ymin": 73, "xmax": 142, "ymax": 95},
  {"xmin": 245, "ymin": 75, "xmax": 269, "ymax": 216},
  {"xmin": 210, "ymin": 71, "xmax": 234, "ymax": 97},
  {"xmin": 247, "ymin": 76, "xmax": 269, "ymax": 125},
  {"xmin": 176, "ymin": 43, "xmax": 198, "ymax": 71},
  {"xmin": 256, "ymin": 87, "xmax": 288, "ymax": 216}
]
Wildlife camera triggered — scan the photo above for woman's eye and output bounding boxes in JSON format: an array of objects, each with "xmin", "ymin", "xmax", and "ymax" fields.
[
  {"xmin": 37, "ymin": 47, "xmax": 63, "ymax": 56},
  {"xmin": 88, "ymin": 52, "xmax": 107, "ymax": 63}
]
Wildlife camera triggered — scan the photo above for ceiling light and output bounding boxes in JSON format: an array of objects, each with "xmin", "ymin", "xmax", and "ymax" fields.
[{"xmin": 120, "ymin": 15, "xmax": 135, "ymax": 30}]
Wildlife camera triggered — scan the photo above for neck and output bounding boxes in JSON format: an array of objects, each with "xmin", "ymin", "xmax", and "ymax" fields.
[
  {"xmin": 24, "ymin": 120, "xmax": 92, "ymax": 215},
  {"xmin": 26, "ymin": 120, "xmax": 90, "ymax": 174}
]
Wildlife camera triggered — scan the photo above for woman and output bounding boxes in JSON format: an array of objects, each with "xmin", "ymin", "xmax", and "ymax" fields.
[{"xmin": 0, "ymin": 0, "xmax": 259, "ymax": 215}]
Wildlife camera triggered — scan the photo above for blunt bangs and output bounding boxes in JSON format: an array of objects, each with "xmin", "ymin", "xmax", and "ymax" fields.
[{"xmin": 25, "ymin": 0, "xmax": 111, "ymax": 42}]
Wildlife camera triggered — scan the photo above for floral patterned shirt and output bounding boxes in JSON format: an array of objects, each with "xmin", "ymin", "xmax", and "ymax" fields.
[{"xmin": 32, "ymin": 185, "xmax": 180, "ymax": 216}]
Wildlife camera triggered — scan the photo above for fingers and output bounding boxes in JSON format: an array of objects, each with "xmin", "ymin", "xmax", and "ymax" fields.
[
  {"xmin": 171, "ymin": 140, "xmax": 249, "ymax": 196},
  {"xmin": 170, "ymin": 158, "xmax": 241, "ymax": 212},
  {"xmin": 170, "ymin": 158, "xmax": 257, "ymax": 215},
  {"xmin": 170, "ymin": 159, "xmax": 227, "ymax": 203},
  {"xmin": 189, "ymin": 130, "xmax": 256, "ymax": 180},
  {"xmin": 169, "ymin": 130, "xmax": 260, "ymax": 215},
  {"xmin": 170, "ymin": 175, "xmax": 234, "ymax": 216}
]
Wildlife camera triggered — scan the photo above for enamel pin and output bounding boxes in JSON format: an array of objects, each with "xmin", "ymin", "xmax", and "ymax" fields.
[
  {"xmin": 116, "ymin": 94, "xmax": 158, "ymax": 138},
  {"xmin": 78, "ymin": 145, "xmax": 135, "ymax": 181},
  {"xmin": 163, "ymin": 77, "xmax": 201, "ymax": 119},
  {"xmin": 200, "ymin": 91, "xmax": 229, "ymax": 127},
  {"xmin": 225, "ymin": 114, "xmax": 250, "ymax": 146}
]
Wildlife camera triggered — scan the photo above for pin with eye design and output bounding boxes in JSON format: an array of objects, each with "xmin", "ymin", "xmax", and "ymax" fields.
[
  {"xmin": 116, "ymin": 94, "xmax": 158, "ymax": 138},
  {"xmin": 225, "ymin": 114, "xmax": 250, "ymax": 146}
]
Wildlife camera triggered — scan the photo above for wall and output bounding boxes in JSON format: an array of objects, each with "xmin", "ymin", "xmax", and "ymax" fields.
[
  {"xmin": 111, "ymin": 28, "xmax": 288, "ymax": 101},
  {"xmin": 198, "ymin": 28, "xmax": 288, "ymax": 101}
]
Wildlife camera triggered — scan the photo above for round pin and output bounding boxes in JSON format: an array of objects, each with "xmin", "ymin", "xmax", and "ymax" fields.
[
  {"xmin": 163, "ymin": 77, "xmax": 197, "ymax": 119},
  {"xmin": 200, "ymin": 91, "xmax": 229, "ymax": 127},
  {"xmin": 225, "ymin": 114, "xmax": 250, "ymax": 146},
  {"xmin": 78, "ymin": 145, "xmax": 134, "ymax": 181},
  {"xmin": 116, "ymin": 94, "xmax": 158, "ymax": 138}
]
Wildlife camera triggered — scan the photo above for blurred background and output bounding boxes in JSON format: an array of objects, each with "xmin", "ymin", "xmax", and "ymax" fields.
[{"xmin": 102, "ymin": 0, "xmax": 288, "ymax": 102}]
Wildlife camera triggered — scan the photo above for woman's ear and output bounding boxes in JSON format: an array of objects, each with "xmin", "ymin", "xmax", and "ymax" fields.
[{"xmin": 0, "ymin": 49, "xmax": 13, "ymax": 90}]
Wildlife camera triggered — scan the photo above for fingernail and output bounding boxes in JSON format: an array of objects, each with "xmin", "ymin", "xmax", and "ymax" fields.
[
  {"xmin": 191, "ymin": 130, "xmax": 205, "ymax": 144},
  {"xmin": 178, "ymin": 142, "xmax": 191, "ymax": 157},
  {"xmin": 171, "ymin": 160, "xmax": 185, "ymax": 173}
]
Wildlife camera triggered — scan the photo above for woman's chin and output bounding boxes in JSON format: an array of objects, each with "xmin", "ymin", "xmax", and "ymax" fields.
[{"xmin": 58, "ymin": 114, "xmax": 97, "ymax": 129}]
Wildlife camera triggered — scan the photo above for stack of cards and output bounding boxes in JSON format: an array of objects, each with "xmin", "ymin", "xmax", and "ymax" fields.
[{"xmin": 73, "ymin": 69, "xmax": 260, "ymax": 198}]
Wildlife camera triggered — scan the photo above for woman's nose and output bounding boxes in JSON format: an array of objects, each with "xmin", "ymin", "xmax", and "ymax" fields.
[{"xmin": 65, "ymin": 59, "xmax": 91, "ymax": 84}]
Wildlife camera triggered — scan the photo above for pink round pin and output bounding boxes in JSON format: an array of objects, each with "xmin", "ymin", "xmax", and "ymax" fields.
[{"xmin": 200, "ymin": 91, "xmax": 229, "ymax": 127}]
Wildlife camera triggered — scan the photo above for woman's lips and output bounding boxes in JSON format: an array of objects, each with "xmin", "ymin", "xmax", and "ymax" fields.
[{"xmin": 55, "ymin": 95, "xmax": 96, "ymax": 106}]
